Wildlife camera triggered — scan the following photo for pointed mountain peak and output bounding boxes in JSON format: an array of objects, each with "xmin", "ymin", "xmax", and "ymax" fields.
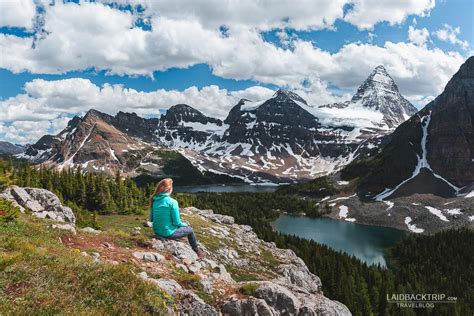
[
  {"xmin": 165, "ymin": 104, "xmax": 204, "ymax": 118},
  {"xmin": 373, "ymin": 64, "xmax": 388, "ymax": 72},
  {"xmin": 351, "ymin": 65, "xmax": 402, "ymax": 105},
  {"xmin": 273, "ymin": 89, "xmax": 307, "ymax": 105},
  {"xmin": 317, "ymin": 65, "xmax": 418, "ymax": 129},
  {"xmin": 364, "ymin": 65, "xmax": 396, "ymax": 88},
  {"xmin": 84, "ymin": 108, "xmax": 103, "ymax": 117},
  {"xmin": 163, "ymin": 104, "xmax": 222, "ymax": 125},
  {"xmin": 168, "ymin": 104, "xmax": 197, "ymax": 112},
  {"xmin": 82, "ymin": 109, "xmax": 112, "ymax": 123}
]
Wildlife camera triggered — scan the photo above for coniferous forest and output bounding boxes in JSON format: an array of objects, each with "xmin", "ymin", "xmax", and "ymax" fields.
[{"xmin": 0, "ymin": 157, "xmax": 472, "ymax": 315}]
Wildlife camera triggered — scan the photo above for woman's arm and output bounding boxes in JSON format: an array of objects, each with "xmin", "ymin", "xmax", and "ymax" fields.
[{"xmin": 170, "ymin": 199, "xmax": 187, "ymax": 227}]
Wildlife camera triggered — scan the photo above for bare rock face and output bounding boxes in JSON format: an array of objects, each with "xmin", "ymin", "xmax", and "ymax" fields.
[
  {"xmin": 221, "ymin": 280, "xmax": 351, "ymax": 316},
  {"xmin": 161, "ymin": 238, "xmax": 199, "ymax": 263},
  {"xmin": 357, "ymin": 56, "xmax": 474, "ymax": 199},
  {"xmin": 221, "ymin": 297, "xmax": 274, "ymax": 316},
  {"xmin": 178, "ymin": 207, "xmax": 350, "ymax": 316},
  {"xmin": 138, "ymin": 271, "xmax": 218, "ymax": 315},
  {"xmin": 0, "ymin": 186, "xmax": 76, "ymax": 223}
]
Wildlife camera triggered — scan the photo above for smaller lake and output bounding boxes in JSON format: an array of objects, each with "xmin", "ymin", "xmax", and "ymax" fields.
[
  {"xmin": 272, "ymin": 215, "xmax": 406, "ymax": 267},
  {"xmin": 174, "ymin": 184, "xmax": 278, "ymax": 193}
]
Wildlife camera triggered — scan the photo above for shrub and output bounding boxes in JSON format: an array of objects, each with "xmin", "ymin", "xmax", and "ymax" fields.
[
  {"xmin": 239, "ymin": 283, "xmax": 260, "ymax": 296},
  {"xmin": 0, "ymin": 198, "xmax": 20, "ymax": 223},
  {"xmin": 66, "ymin": 201, "xmax": 101, "ymax": 229}
]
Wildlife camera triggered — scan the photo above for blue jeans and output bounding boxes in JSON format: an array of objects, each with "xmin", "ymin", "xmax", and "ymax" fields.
[{"xmin": 168, "ymin": 226, "xmax": 199, "ymax": 252}]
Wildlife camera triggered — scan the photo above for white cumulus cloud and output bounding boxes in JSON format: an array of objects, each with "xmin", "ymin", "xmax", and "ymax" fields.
[
  {"xmin": 408, "ymin": 26, "xmax": 430, "ymax": 47},
  {"xmin": 0, "ymin": 0, "xmax": 36, "ymax": 30},
  {"xmin": 0, "ymin": 0, "xmax": 469, "ymax": 144},
  {"xmin": 344, "ymin": 0, "xmax": 435, "ymax": 30},
  {"xmin": 433, "ymin": 24, "xmax": 470, "ymax": 50},
  {"xmin": 0, "ymin": 79, "xmax": 278, "ymax": 143}
]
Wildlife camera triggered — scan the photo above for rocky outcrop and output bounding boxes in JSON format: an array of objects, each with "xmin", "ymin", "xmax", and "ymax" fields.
[
  {"xmin": 141, "ymin": 207, "xmax": 351, "ymax": 315},
  {"xmin": 0, "ymin": 186, "xmax": 75, "ymax": 223},
  {"xmin": 138, "ymin": 271, "xmax": 219, "ymax": 315},
  {"xmin": 221, "ymin": 297, "xmax": 274, "ymax": 315}
]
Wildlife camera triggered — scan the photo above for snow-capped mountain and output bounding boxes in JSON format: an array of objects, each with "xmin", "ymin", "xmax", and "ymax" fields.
[
  {"xmin": 355, "ymin": 57, "xmax": 474, "ymax": 199},
  {"xmin": 320, "ymin": 65, "xmax": 417, "ymax": 128},
  {"xmin": 157, "ymin": 104, "xmax": 227, "ymax": 146},
  {"xmin": 20, "ymin": 109, "xmax": 174, "ymax": 176},
  {"xmin": 19, "ymin": 66, "xmax": 416, "ymax": 183}
]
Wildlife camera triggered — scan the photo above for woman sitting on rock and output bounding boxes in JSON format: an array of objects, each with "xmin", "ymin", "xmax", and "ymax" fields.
[{"xmin": 149, "ymin": 178, "xmax": 205, "ymax": 258}]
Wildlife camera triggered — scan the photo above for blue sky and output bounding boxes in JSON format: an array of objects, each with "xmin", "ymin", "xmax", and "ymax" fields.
[{"xmin": 0, "ymin": 0, "xmax": 472, "ymax": 143}]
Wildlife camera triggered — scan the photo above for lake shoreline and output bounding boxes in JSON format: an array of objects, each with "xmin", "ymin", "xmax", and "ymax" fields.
[{"xmin": 272, "ymin": 214, "xmax": 407, "ymax": 267}]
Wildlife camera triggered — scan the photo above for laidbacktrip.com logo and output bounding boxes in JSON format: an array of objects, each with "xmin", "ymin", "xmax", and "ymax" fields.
[{"xmin": 387, "ymin": 293, "xmax": 458, "ymax": 309}]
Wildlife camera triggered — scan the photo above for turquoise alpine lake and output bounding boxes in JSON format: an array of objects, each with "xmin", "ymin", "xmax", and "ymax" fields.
[{"xmin": 272, "ymin": 215, "xmax": 406, "ymax": 267}]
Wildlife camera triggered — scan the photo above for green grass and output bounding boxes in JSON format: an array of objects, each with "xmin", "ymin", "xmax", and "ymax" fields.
[
  {"xmin": 97, "ymin": 214, "xmax": 158, "ymax": 249},
  {"xmin": 226, "ymin": 266, "xmax": 261, "ymax": 282},
  {"xmin": 97, "ymin": 214, "xmax": 149, "ymax": 232},
  {"xmin": 239, "ymin": 283, "xmax": 260, "ymax": 296},
  {"xmin": 0, "ymin": 214, "xmax": 171, "ymax": 315}
]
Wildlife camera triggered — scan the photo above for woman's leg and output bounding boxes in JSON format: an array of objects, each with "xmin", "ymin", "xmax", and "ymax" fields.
[{"xmin": 168, "ymin": 226, "xmax": 199, "ymax": 252}]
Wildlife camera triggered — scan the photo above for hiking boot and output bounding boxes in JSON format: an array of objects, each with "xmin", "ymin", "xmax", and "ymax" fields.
[{"xmin": 196, "ymin": 249, "xmax": 206, "ymax": 259}]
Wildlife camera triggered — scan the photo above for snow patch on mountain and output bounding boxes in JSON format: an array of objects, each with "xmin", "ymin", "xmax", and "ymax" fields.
[
  {"xmin": 306, "ymin": 104, "xmax": 386, "ymax": 129},
  {"xmin": 376, "ymin": 112, "xmax": 461, "ymax": 201},
  {"xmin": 404, "ymin": 217, "xmax": 424, "ymax": 233},
  {"xmin": 425, "ymin": 206, "xmax": 449, "ymax": 222},
  {"xmin": 445, "ymin": 208, "xmax": 462, "ymax": 215},
  {"xmin": 240, "ymin": 99, "xmax": 267, "ymax": 111}
]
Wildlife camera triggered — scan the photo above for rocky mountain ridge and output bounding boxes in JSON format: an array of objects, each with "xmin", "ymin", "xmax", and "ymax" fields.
[
  {"xmin": 320, "ymin": 189, "xmax": 473, "ymax": 234},
  {"xmin": 0, "ymin": 186, "xmax": 351, "ymax": 315},
  {"xmin": 0, "ymin": 141, "xmax": 25, "ymax": 155},
  {"xmin": 18, "ymin": 65, "xmax": 416, "ymax": 183}
]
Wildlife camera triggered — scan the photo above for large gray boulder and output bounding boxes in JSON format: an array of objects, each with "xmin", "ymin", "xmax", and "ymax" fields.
[
  {"xmin": 221, "ymin": 297, "xmax": 274, "ymax": 316},
  {"xmin": 138, "ymin": 272, "xmax": 217, "ymax": 315},
  {"xmin": 222, "ymin": 281, "xmax": 351, "ymax": 316},
  {"xmin": 181, "ymin": 293, "xmax": 218, "ymax": 316},
  {"xmin": 162, "ymin": 239, "xmax": 198, "ymax": 263},
  {"xmin": 276, "ymin": 264, "xmax": 322, "ymax": 294},
  {"xmin": 255, "ymin": 282, "xmax": 301, "ymax": 315},
  {"xmin": 0, "ymin": 186, "xmax": 76, "ymax": 223}
]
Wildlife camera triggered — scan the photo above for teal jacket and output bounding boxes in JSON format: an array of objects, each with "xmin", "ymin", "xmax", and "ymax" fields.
[{"xmin": 150, "ymin": 193, "xmax": 187, "ymax": 237}]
